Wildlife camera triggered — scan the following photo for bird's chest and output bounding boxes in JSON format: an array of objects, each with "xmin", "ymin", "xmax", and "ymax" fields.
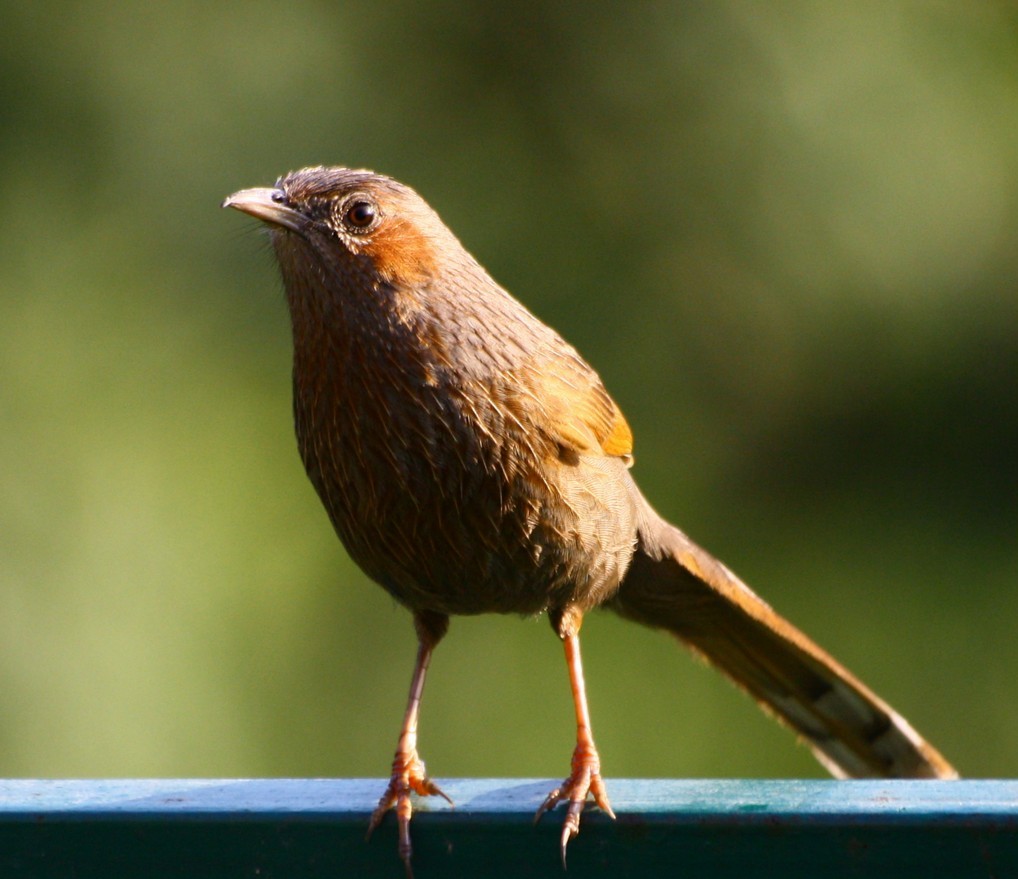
[
  {"xmin": 295, "ymin": 358, "xmax": 465, "ymax": 512},
  {"xmin": 290, "ymin": 352, "xmax": 588, "ymax": 614}
]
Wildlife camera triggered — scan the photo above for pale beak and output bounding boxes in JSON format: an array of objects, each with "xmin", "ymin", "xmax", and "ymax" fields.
[{"xmin": 222, "ymin": 187, "xmax": 305, "ymax": 233}]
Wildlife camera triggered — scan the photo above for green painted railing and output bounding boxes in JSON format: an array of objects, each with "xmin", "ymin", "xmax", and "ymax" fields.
[{"xmin": 1, "ymin": 779, "xmax": 1015, "ymax": 877}]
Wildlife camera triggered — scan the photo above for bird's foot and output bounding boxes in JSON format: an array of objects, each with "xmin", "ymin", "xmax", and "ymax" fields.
[
  {"xmin": 535, "ymin": 740, "xmax": 615, "ymax": 866},
  {"xmin": 367, "ymin": 748, "xmax": 452, "ymax": 878}
]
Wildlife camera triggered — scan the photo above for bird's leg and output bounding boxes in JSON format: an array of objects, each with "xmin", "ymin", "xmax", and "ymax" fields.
[
  {"xmin": 367, "ymin": 610, "xmax": 451, "ymax": 877},
  {"xmin": 536, "ymin": 604, "xmax": 615, "ymax": 865}
]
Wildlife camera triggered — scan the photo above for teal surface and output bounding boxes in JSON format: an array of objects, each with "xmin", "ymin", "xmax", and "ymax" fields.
[{"xmin": 1, "ymin": 779, "xmax": 1015, "ymax": 877}]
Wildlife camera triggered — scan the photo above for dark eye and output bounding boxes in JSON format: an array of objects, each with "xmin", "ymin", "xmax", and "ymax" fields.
[{"xmin": 344, "ymin": 200, "xmax": 377, "ymax": 230}]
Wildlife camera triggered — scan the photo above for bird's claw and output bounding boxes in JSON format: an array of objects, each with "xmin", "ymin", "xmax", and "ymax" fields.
[
  {"xmin": 535, "ymin": 743, "xmax": 615, "ymax": 867},
  {"xmin": 366, "ymin": 749, "xmax": 452, "ymax": 878}
]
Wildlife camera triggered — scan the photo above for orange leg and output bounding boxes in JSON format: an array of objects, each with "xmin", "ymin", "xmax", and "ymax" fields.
[
  {"xmin": 367, "ymin": 611, "xmax": 451, "ymax": 878},
  {"xmin": 536, "ymin": 606, "xmax": 615, "ymax": 865}
]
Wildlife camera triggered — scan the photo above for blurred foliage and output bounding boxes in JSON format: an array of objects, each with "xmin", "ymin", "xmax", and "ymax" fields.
[{"xmin": 1, "ymin": 2, "xmax": 1016, "ymax": 781}]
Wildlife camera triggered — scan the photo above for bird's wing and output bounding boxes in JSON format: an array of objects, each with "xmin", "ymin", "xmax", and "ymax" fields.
[{"xmin": 512, "ymin": 353, "xmax": 633, "ymax": 460}]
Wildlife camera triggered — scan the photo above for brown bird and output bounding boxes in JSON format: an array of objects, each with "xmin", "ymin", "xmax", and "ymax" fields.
[{"xmin": 223, "ymin": 167, "xmax": 957, "ymax": 873}]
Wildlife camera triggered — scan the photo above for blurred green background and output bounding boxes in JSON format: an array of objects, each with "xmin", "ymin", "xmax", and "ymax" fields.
[{"xmin": 2, "ymin": 2, "xmax": 1016, "ymax": 781}]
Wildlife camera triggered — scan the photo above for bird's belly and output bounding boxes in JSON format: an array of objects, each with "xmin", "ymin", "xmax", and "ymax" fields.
[{"xmin": 318, "ymin": 448, "xmax": 638, "ymax": 617}]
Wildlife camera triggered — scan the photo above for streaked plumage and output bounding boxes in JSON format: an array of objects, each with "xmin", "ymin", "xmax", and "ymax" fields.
[{"xmin": 224, "ymin": 166, "xmax": 956, "ymax": 875}]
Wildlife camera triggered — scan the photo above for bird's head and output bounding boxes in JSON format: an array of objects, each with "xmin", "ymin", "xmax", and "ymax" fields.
[{"xmin": 223, "ymin": 166, "xmax": 454, "ymax": 289}]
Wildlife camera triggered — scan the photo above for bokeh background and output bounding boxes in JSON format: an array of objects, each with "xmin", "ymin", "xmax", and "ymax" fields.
[{"xmin": 2, "ymin": 2, "xmax": 1016, "ymax": 781}]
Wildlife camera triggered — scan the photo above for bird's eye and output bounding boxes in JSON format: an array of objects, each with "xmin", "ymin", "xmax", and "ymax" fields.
[{"xmin": 344, "ymin": 199, "xmax": 378, "ymax": 231}]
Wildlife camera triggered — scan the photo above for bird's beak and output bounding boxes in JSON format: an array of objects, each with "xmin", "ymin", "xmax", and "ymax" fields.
[{"xmin": 222, "ymin": 187, "xmax": 305, "ymax": 233}]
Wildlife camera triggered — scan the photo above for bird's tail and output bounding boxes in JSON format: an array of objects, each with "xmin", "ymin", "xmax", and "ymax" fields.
[{"xmin": 608, "ymin": 494, "xmax": 957, "ymax": 779}]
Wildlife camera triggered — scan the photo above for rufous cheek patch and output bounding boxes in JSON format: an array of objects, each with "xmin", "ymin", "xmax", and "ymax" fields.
[{"xmin": 362, "ymin": 214, "xmax": 439, "ymax": 287}]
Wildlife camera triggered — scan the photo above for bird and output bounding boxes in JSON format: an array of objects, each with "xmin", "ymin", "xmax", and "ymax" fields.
[{"xmin": 223, "ymin": 166, "xmax": 957, "ymax": 874}]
